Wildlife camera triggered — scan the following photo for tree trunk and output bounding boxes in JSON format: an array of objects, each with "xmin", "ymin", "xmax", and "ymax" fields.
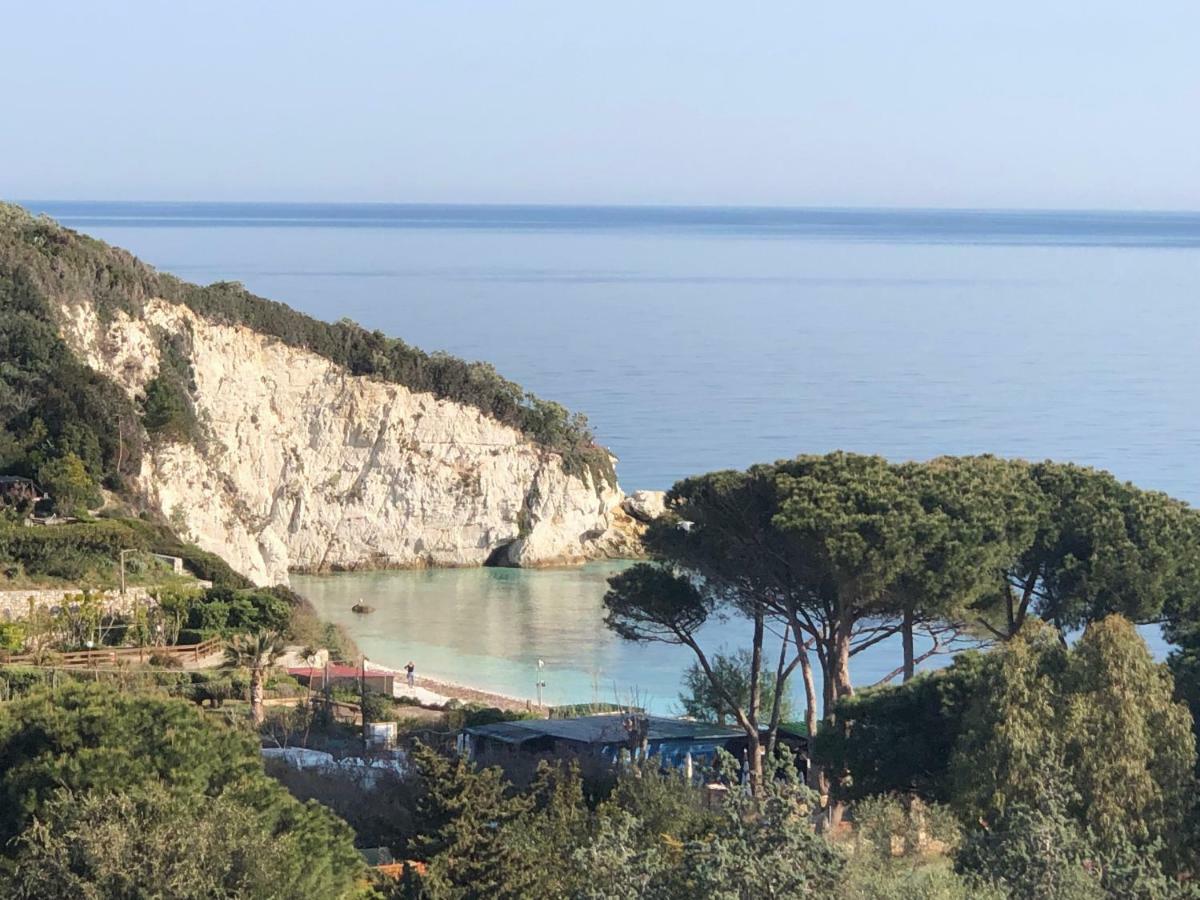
[
  {"xmin": 746, "ymin": 610, "xmax": 764, "ymax": 791},
  {"xmin": 799, "ymin": 646, "xmax": 818, "ymax": 742},
  {"xmin": 745, "ymin": 730, "xmax": 762, "ymax": 795},
  {"xmin": 251, "ymin": 670, "xmax": 265, "ymax": 726},
  {"xmin": 748, "ymin": 610, "xmax": 764, "ymax": 730},
  {"xmin": 830, "ymin": 624, "xmax": 854, "ymax": 702},
  {"xmin": 820, "ymin": 649, "xmax": 836, "ymax": 720},
  {"xmin": 683, "ymin": 636, "xmax": 765, "ymax": 796},
  {"xmin": 823, "ymin": 612, "xmax": 856, "ymax": 830},
  {"xmin": 764, "ymin": 622, "xmax": 790, "ymax": 760},
  {"xmin": 799, "ymin": 644, "xmax": 819, "ymax": 788},
  {"xmin": 902, "ymin": 606, "xmax": 915, "ymax": 682}
]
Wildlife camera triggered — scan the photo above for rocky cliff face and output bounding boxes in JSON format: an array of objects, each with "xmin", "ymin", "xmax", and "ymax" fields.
[{"xmin": 57, "ymin": 296, "xmax": 643, "ymax": 585}]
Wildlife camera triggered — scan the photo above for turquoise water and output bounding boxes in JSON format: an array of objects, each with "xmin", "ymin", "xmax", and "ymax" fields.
[
  {"xmin": 292, "ymin": 563, "xmax": 687, "ymax": 710},
  {"xmin": 292, "ymin": 563, "xmax": 1171, "ymax": 714},
  {"xmin": 28, "ymin": 202, "xmax": 1195, "ymax": 707},
  {"xmin": 291, "ymin": 562, "xmax": 919, "ymax": 713}
]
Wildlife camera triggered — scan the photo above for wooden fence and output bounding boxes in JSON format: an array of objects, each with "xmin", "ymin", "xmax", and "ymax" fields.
[{"xmin": 4, "ymin": 637, "xmax": 224, "ymax": 668}]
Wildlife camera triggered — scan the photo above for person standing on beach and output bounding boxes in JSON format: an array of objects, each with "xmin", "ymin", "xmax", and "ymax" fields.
[{"xmin": 405, "ymin": 661, "xmax": 415, "ymax": 688}]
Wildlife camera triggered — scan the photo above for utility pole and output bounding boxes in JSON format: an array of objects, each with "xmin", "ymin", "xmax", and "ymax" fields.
[
  {"xmin": 361, "ymin": 656, "xmax": 369, "ymax": 753},
  {"xmin": 118, "ymin": 549, "xmax": 135, "ymax": 596}
]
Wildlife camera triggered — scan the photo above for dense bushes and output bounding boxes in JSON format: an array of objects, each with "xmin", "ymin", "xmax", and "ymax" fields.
[
  {"xmin": 0, "ymin": 665, "xmax": 250, "ymax": 705},
  {"xmin": 0, "ymin": 211, "xmax": 143, "ymax": 497},
  {"xmin": 0, "ymin": 203, "xmax": 613, "ymax": 488},
  {"xmin": 160, "ymin": 585, "xmax": 292, "ymax": 638},
  {"xmin": 140, "ymin": 336, "xmax": 200, "ymax": 443},
  {"xmin": 0, "ymin": 516, "xmax": 250, "ymax": 588},
  {"xmin": 823, "ymin": 617, "xmax": 1199, "ymax": 890},
  {"xmin": 815, "ymin": 650, "xmax": 992, "ymax": 803},
  {"xmin": 0, "ymin": 684, "xmax": 363, "ymax": 897}
]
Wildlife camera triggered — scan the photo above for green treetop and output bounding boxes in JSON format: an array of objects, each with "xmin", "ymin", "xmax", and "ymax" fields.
[
  {"xmin": 982, "ymin": 461, "xmax": 1200, "ymax": 640},
  {"xmin": 0, "ymin": 683, "xmax": 363, "ymax": 897}
]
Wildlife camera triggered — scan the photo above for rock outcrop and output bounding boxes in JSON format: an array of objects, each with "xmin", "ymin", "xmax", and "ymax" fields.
[
  {"xmin": 57, "ymin": 296, "xmax": 644, "ymax": 585},
  {"xmin": 623, "ymin": 489, "xmax": 668, "ymax": 523}
]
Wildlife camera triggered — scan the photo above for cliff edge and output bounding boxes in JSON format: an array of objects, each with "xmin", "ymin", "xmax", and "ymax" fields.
[{"xmin": 0, "ymin": 205, "xmax": 643, "ymax": 585}]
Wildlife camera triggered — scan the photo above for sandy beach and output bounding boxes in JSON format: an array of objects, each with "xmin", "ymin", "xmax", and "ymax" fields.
[
  {"xmin": 416, "ymin": 676, "xmax": 544, "ymax": 714},
  {"xmin": 365, "ymin": 659, "xmax": 545, "ymax": 713}
]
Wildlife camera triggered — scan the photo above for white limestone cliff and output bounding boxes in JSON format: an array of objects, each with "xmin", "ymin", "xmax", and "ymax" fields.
[{"xmin": 57, "ymin": 297, "xmax": 643, "ymax": 585}]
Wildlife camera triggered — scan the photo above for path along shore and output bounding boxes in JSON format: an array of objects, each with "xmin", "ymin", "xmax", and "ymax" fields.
[
  {"xmin": 411, "ymin": 674, "xmax": 544, "ymax": 714},
  {"xmin": 363, "ymin": 659, "xmax": 544, "ymax": 714}
]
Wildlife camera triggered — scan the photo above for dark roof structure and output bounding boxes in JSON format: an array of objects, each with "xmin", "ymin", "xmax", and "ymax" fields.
[
  {"xmin": 288, "ymin": 665, "xmax": 393, "ymax": 679},
  {"xmin": 465, "ymin": 714, "xmax": 751, "ymax": 747},
  {"xmin": 463, "ymin": 713, "xmax": 810, "ymax": 774}
]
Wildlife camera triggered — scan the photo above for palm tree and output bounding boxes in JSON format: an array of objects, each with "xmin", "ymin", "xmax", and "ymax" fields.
[{"xmin": 223, "ymin": 631, "xmax": 284, "ymax": 726}]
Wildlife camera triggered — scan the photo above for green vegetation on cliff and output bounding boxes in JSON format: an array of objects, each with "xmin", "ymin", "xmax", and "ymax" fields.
[
  {"xmin": 0, "ymin": 202, "xmax": 614, "ymax": 510},
  {"xmin": 0, "ymin": 516, "xmax": 250, "ymax": 588}
]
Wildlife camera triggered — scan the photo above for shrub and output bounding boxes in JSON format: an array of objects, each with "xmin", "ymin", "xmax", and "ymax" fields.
[
  {"xmin": 0, "ymin": 517, "xmax": 251, "ymax": 589},
  {"xmin": 0, "ymin": 622, "xmax": 25, "ymax": 653},
  {"xmin": 362, "ymin": 691, "xmax": 399, "ymax": 722}
]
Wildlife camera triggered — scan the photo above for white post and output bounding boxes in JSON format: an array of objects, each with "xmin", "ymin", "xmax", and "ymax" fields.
[{"xmin": 119, "ymin": 549, "xmax": 133, "ymax": 596}]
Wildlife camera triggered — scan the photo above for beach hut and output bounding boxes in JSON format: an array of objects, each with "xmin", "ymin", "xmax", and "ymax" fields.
[
  {"xmin": 287, "ymin": 664, "xmax": 395, "ymax": 696},
  {"xmin": 462, "ymin": 712, "xmax": 807, "ymax": 776}
]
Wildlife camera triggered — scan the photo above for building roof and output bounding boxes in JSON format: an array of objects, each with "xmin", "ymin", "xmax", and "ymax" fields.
[
  {"xmin": 287, "ymin": 665, "xmax": 393, "ymax": 679},
  {"xmin": 465, "ymin": 713, "xmax": 749, "ymax": 746}
]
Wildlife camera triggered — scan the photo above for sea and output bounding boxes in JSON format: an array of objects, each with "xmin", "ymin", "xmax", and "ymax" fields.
[{"xmin": 25, "ymin": 201, "xmax": 1199, "ymax": 711}]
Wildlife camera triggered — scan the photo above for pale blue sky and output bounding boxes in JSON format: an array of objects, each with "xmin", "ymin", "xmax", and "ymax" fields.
[{"xmin": 3, "ymin": 2, "xmax": 1197, "ymax": 208}]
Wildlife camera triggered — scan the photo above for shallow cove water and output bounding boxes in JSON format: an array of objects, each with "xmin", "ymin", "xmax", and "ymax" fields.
[
  {"xmin": 292, "ymin": 564, "xmax": 1171, "ymax": 714},
  {"xmin": 32, "ymin": 202, "xmax": 1194, "ymax": 709},
  {"xmin": 291, "ymin": 562, "xmax": 840, "ymax": 714}
]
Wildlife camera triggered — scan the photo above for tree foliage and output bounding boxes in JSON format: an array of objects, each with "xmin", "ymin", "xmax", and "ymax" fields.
[
  {"xmin": 0, "ymin": 782, "xmax": 363, "ymax": 900},
  {"xmin": 0, "ymin": 515, "xmax": 250, "ymax": 588},
  {"xmin": 1169, "ymin": 635, "xmax": 1200, "ymax": 779},
  {"xmin": 0, "ymin": 683, "xmax": 363, "ymax": 898},
  {"xmin": 408, "ymin": 741, "xmax": 535, "ymax": 899},
  {"xmin": 816, "ymin": 651, "xmax": 993, "ymax": 803},
  {"xmin": 678, "ymin": 647, "xmax": 795, "ymax": 726},
  {"xmin": 402, "ymin": 746, "xmax": 843, "ymax": 900},
  {"xmin": 956, "ymin": 790, "xmax": 1190, "ymax": 900},
  {"xmin": 140, "ymin": 337, "xmax": 199, "ymax": 443},
  {"xmin": 947, "ymin": 617, "xmax": 1196, "ymax": 873},
  {"xmin": 223, "ymin": 630, "xmax": 286, "ymax": 726},
  {"xmin": 0, "ymin": 683, "xmax": 260, "ymax": 844},
  {"xmin": 35, "ymin": 451, "xmax": 102, "ymax": 515},
  {"xmin": 825, "ymin": 616, "xmax": 1198, "ymax": 881},
  {"xmin": 983, "ymin": 461, "xmax": 1200, "ymax": 639}
]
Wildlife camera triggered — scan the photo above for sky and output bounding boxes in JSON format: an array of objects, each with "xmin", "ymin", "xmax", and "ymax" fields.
[{"xmin": 3, "ymin": 1, "xmax": 1198, "ymax": 209}]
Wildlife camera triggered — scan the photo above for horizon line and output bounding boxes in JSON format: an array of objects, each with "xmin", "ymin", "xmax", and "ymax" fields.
[{"xmin": 13, "ymin": 198, "xmax": 1200, "ymax": 217}]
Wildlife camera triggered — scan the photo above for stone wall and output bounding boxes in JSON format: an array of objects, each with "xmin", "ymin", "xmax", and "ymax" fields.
[{"xmin": 0, "ymin": 587, "xmax": 155, "ymax": 622}]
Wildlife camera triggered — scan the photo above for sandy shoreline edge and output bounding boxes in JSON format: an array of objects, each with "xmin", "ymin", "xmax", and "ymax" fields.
[{"xmin": 365, "ymin": 661, "xmax": 541, "ymax": 713}]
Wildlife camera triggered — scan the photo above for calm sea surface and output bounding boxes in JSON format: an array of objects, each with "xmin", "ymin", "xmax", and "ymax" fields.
[{"xmin": 26, "ymin": 202, "xmax": 1195, "ymax": 709}]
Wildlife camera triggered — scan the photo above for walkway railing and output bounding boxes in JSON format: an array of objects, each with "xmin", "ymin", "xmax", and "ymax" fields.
[{"xmin": 4, "ymin": 637, "xmax": 224, "ymax": 668}]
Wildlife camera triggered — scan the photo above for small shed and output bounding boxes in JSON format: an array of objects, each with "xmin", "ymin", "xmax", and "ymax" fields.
[
  {"xmin": 0, "ymin": 476, "xmax": 46, "ymax": 506},
  {"xmin": 287, "ymin": 664, "xmax": 395, "ymax": 696},
  {"xmin": 463, "ymin": 713, "xmax": 808, "ymax": 774}
]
